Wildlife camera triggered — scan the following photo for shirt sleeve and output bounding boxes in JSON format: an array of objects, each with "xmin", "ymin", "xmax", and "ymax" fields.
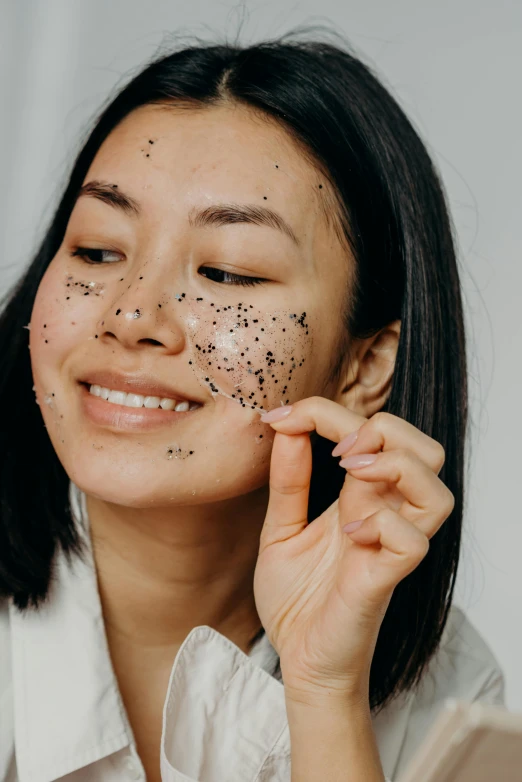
[{"xmin": 160, "ymin": 625, "xmax": 291, "ymax": 782}]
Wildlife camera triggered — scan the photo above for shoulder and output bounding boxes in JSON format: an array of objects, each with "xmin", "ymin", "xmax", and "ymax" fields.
[
  {"xmin": 377, "ymin": 605, "xmax": 505, "ymax": 780},
  {"xmin": 421, "ymin": 604, "xmax": 505, "ymax": 704},
  {"xmin": 0, "ymin": 600, "xmax": 15, "ymax": 778}
]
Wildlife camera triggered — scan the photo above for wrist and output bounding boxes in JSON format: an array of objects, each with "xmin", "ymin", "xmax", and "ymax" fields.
[
  {"xmin": 285, "ymin": 689, "xmax": 384, "ymax": 782},
  {"xmin": 285, "ymin": 687, "xmax": 371, "ymax": 721},
  {"xmin": 283, "ymin": 674, "xmax": 370, "ymax": 714}
]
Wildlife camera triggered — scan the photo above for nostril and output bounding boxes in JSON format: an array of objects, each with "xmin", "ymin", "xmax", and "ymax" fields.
[{"xmin": 139, "ymin": 338, "xmax": 163, "ymax": 346}]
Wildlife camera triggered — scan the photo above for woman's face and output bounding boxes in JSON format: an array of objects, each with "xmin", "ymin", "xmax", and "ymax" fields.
[{"xmin": 30, "ymin": 103, "xmax": 352, "ymax": 507}]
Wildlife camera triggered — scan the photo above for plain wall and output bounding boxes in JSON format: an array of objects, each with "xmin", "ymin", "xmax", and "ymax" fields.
[{"xmin": 1, "ymin": 0, "xmax": 521, "ymax": 709}]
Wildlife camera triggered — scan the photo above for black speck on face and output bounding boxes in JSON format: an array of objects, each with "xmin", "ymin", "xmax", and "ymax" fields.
[
  {"xmin": 64, "ymin": 274, "xmax": 104, "ymax": 297},
  {"xmin": 165, "ymin": 445, "xmax": 195, "ymax": 460},
  {"xmin": 184, "ymin": 297, "xmax": 312, "ymax": 411}
]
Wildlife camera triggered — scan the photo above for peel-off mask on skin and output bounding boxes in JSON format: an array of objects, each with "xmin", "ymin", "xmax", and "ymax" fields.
[{"xmin": 181, "ymin": 295, "xmax": 312, "ymax": 412}]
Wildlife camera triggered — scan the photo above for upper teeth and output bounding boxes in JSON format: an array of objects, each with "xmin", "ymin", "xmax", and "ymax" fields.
[{"xmin": 88, "ymin": 384, "xmax": 193, "ymax": 412}]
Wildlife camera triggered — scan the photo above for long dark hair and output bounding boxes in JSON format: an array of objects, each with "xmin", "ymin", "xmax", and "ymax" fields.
[{"xmin": 0, "ymin": 32, "xmax": 466, "ymax": 711}]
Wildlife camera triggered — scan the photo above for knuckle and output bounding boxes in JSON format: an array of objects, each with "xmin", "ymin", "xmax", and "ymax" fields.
[
  {"xmin": 395, "ymin": 447, "xmax": 412, "ymax": 462},
  {"xmin": 412, "ymin": 535, "xmax": 430, "ymax": 561},
  {"xmin": 441, "ymin": 486, "xmax": 455, "ymax": 516},
  {"xmin": 370, "ymin": 411, "xmax": 391, "ymax": 429},
  {"xmin": 431, "ymin": 441, "xmax": 446, "ymax": 470},
  {"xmin": 375, "ymin": 507, "xmax": 397, "ymax": 526},
  {"xmin": 270, "ymin": 479, "xmax": 307, "ymax": 496},
  {"xmin": 393, "ymin": 447, "xmax": 415, "ymax": 472}
]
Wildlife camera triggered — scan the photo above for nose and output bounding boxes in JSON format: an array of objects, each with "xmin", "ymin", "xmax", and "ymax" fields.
[{"xmin": 97, "ymin": 275, "xmax": 185, "ymax": 356}]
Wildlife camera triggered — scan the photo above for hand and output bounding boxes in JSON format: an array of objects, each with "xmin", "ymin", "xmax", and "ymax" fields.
[{"xmin": 253, "ymin": 397, "xmax": 454, "ymax": 704}]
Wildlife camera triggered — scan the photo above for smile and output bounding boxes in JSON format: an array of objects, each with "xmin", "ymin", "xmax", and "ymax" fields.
[
  {"xmin": 87, "ymin": 384, "xmax": 200, "ymax": 412},
  {"xmin": 78, "ymin": 382, "xmax": 202, "ymax": 432}
]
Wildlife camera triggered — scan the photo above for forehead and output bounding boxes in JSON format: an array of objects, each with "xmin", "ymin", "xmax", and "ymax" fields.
[{"xmin": 86, "ymin": 103, "xmax": 330, "ymax": 237}]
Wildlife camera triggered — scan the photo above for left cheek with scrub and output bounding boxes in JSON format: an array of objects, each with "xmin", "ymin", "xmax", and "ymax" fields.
[
  {"xmin": 180, "ymin": 295, "xmax": 313, "ymax": 412},
  {"xmin": 28, "ymin": 270, "xmax": 109, "ymax": 438}
]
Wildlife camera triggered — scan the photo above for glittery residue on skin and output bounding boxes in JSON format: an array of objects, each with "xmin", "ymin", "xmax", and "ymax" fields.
[
  {"xmin": 165, "ymin": 444, "xmax": 195, "ymax": 460},
  {"xmin": 40, "ymin": 389, "xmax": 66, "ymax": 443},
  {"xmin": 65, "ymin": 274, "xmax": 105, "ymax": 297},
  {"xmin": 125, "ymin": 309, "xmax": 142, "ymax": 320},
  {"xmin": 183, "ymin": 297, "xmax": 313, "ymax": 413}
]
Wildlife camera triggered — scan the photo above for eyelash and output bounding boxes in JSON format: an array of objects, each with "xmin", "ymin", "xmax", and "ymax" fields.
[{"xmin": 70, "ymin": 248, "xmax": 267, "ymax": 287}]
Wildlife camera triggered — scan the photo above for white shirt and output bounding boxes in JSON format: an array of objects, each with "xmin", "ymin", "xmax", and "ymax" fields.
[{"xmin": 0, "ymin": 481, "xmax": 505, "ymax": 782}]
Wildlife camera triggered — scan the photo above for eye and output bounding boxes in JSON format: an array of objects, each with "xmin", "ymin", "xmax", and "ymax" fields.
[
  {"xmin": 198, "ymin": 267, "xmax": 266, "ymax": 287},
  {"xmin": 70, "ymin": 247, "xmax": 122, "ymax": 264}
]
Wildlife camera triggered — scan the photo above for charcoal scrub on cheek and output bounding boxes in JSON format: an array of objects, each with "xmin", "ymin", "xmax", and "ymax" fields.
[
  {"xmin": 181, "ymin": 295, "xmax": 313, "ymax": 412},
  {"xmin": 65, "ymin": 274, "xmax": 106, "ymax": 298}
]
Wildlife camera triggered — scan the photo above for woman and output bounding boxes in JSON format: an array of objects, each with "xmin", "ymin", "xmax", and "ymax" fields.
[{"xmin": 0, "ymin": 34, "xmax": 504, "ymax": 781}]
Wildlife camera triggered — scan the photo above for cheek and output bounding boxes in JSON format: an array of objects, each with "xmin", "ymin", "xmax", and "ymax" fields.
[
  {"xmin": 30, "ymin": 268, "xmax": 108, "ymax": 379},
  {"xmin": 183, "ymin": 298, "xmax": 313, "ymax": 411}
]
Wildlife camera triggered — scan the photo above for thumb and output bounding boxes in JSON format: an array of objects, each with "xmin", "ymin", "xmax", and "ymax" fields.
[{"xmin": 261, "ymin": 431, "xmax": 312, "ymax": 548}]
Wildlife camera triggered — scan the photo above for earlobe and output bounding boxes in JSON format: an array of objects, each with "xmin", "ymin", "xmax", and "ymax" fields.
[{"xmin": 337, "ymin": 320, "xmax": 400, "ymax": 418}]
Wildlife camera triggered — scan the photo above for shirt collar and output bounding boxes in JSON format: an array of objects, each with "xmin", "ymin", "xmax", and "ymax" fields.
[
  {"xmin": 9, "ymin": 480, "xmax": 132, "ymax": 782},
  {"xmin": 9, "ymin": 480, "xmax": 282, "ymax": 782}
]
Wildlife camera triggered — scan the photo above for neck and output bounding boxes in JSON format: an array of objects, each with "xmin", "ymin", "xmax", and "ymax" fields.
[{"xmin": 87, "ymin": 488, "xmax": 267, "ymax": 656}]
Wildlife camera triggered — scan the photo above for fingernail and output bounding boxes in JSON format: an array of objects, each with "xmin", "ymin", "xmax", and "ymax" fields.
[
  {"xmin": 260, "ymin": 405, "xmax": 293, "ymax": 423},
  {"xmin": 339, "ymin": 453, "xmax": 377, "ymax": 469},
  {"xmin": 343, "ymin": 519, "xmax": 365, "ymax": 534},
  {"xmin": 332, "ymin": 429, "xmax": 360, "ymax": 457}
]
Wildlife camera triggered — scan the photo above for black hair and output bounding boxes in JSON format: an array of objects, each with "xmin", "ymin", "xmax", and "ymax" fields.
[{"xmin": 0, "ymin": 31, "xmax": 466, "ymax": 712}]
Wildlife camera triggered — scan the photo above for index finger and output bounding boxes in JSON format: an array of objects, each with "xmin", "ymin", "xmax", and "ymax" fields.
[
  {"xmin": 260, "ymin": 396, "xmax": 367, "ymax": 444},
  {"xmin": 261, "ymin": 397, "xmax": 445, "ymax": 474}
]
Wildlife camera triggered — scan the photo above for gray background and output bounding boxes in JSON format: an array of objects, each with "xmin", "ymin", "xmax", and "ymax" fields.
[{"xmin": 1, "ymin": 0, "xmax": 521, "ymax": 709}]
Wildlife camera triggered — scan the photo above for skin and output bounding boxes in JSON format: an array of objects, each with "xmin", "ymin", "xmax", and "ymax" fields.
[{"xmin": 29, "ymin": 103, "xmax": 409, "ymax": 780}]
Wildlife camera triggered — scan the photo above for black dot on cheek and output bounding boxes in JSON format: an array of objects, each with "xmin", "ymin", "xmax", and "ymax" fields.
[
  {"xmin": 116, "ymin": 309, "xmax": 121, "ymax": 315},
  {"xmin": 263, "ymin": 196, "xmax": 267, "ymax": 200},
  {"xmin": 319, "ymin": 184, "xmax": 323, "ymax": 189}
]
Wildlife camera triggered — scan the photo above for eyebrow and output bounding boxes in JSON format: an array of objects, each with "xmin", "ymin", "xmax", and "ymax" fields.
[{"xmin": 77, "ymin": 180, "xmax": 300, "ymax": 246}]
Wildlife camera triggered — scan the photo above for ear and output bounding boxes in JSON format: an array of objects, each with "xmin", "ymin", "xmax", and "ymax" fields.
[{"xmin": 333, "ymin": 320, "xmax": 401, "ymax": 418}]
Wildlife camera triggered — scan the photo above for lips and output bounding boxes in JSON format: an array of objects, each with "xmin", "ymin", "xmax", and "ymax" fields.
[{"xmin": 78, "ymin": 369, "xmax": 198, "ymax": 405}]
